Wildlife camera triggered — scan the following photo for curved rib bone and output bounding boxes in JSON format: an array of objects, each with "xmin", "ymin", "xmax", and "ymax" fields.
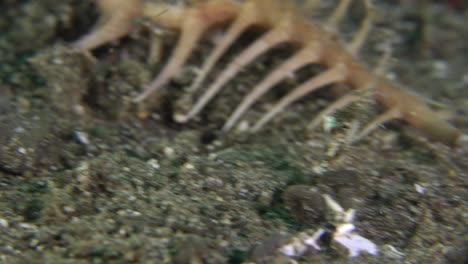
[
  {"xmin": 223, "ymin": 44, "xmax": 322, "ymax": 131},
  {"xmin": 133, "ymin": 12, "xmax": 209, "ymax": 102},
  {"xmin": 308, "ymin": 93, "xmax": 361, "ymax": 131},
  {"xmin": 187, "ymin": 1, "xmax": 264, "ymax": 94},
  {"xmin": 175, "ymin": 23, "xmax": 294, "ymax": 123},
  {"xmin": 252, "ymin": 63, "xmax": 348, "ymax": 131}
]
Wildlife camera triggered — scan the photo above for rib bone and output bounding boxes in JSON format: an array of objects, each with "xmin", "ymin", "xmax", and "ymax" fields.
[
  {"xmin": 187, "ymin": 1, "xmax": 264, "ymax": 94},
  {"xmin": 352, "ymin": 107, "xmax": 402, "ymax": 143},
  {"xmin": 176, "ymin": 22, "xmax": 295, "ymax": 123},
  {"xmin": 223, "ymin": 43, "xmax": 322, "ymax": 131},
  {"xmin": 133, "ymin": 12, "xmax": 209, "ymax": 102},
  {"xmin": 308, "ymin": 93, "xmax": 361, "ymax": 131},
  {"xmin": 252, "ymin": 63, "xmax": 348, "ymax": 131}
]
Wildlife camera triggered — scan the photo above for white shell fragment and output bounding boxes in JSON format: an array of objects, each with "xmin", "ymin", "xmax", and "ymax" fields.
[
  {"xmin": 75, "ymin": 131, "xmax": 90, "ymax": 145},
  {"xmin": 334, "ymin": 224, "xmax": 378, "ymax": 257},
  {"xmin": 304, "ymin": 228, "xmax": 325, "ymax": 251},
  {"xmin": 279, "ymin": 237, "xmax": 308, "ymax": 257},
  {"xmin": 323, "ymin": 194, "xmax": 344, "ymax": 214},
  {"xmin": 414, "ymin": 183, "xmax": 425, "ymax": 194},
  {"xmin": 279, "ymin": 194, "xmax": 379, "ymax": 260}
]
